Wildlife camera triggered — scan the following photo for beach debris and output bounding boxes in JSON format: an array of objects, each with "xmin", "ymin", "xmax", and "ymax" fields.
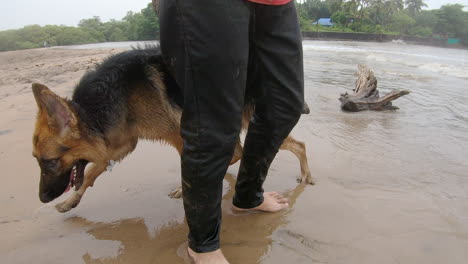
[{"xmin": 339, "ymin": 64, "xmax": 410, "ymax": 111}]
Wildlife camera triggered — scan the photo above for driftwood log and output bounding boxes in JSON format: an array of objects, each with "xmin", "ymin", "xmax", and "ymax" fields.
[{"xmin": 339, "ymin": 65, "xmax": 410, "ymax": 111}]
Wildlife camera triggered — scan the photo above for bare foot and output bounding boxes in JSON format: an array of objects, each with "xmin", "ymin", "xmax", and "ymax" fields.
[
  {"xmin": 187, "ymin": 248, "xmax": 230, "ymax": 264},
  {"xmin": 232, "ymin": 192, "xmax": 289, "ymax": 212}
]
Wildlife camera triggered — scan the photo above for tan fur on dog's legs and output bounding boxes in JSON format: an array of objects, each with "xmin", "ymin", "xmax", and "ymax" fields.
[
  {"xmin": 280, "ymin": 136, "xmax": 314, "ymax": 185},
  {"xmin": 167, "ymin": 133, "xmax": 185, "ymax": 199},
  {"xmin": 230, "ymin": 137, "xmax": 243, "ymax": 165},
  {"xmin": 55, "ymin": 162, "xmax": 107, "ymax": 213},
  {"xmin": 168, "ymin": 136, "xmax": 314, "ymax": 199}
]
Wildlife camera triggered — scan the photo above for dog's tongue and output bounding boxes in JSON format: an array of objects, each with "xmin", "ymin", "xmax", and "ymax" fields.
[{"xmin": 64, "ymin": 184, "xmax": 71, "ymax": 193}]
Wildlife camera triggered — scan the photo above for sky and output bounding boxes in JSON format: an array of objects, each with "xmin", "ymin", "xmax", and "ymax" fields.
[
  {"xmin": 0, "ymin": 0, "xmax": 151, "ymax": 31},
  {"xmin": 1, "ymin": 0, "xmax": 468, "ymax": 31}
]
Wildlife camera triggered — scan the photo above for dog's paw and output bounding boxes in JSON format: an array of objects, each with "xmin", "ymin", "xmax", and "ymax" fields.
[
  {"xmin": 55, "ymin": 197, "xmax": 80, "ymax": 213},
  {"xmin": 55, "ymin": 201, "xmax": 73, "ymax": 213},
  {"xmin": 168, "ymin": 186, "xmax": 182, "ymax": 199},
  {"xmin": 298, "ymin": 173, "xmax": 315, "ymax": 185}
]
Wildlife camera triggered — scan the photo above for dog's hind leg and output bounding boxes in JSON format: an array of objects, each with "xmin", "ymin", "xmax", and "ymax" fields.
[
  {"xmin": 166, "ymin": 133, "xmax": 184, "ymax": 199},
  {"xmin": 55, "ymin": 163, "xmax": 107, "ymax": 213},
  {"xmin": 280, "ymin": 136, "xmax": 314, "ymax": 185}
]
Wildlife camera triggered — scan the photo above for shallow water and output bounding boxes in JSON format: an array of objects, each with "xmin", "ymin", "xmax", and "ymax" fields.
[
  {"xmin": 0, "ymin": 41, "xmax": 467, "ymax": 264},
  {"xmin": 302, "ymin": 40, "xmax": 468, "ymax": 216}
]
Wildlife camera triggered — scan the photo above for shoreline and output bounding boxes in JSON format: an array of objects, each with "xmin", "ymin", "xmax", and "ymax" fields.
[{"xmin": 302, "ymin": 31, "xmax": 467, "ymax": 50}]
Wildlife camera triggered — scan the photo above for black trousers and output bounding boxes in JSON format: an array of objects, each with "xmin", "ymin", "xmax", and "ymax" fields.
[{"xmin": 160, "ymin": 0, "xmax": 304, "ymax": 253}]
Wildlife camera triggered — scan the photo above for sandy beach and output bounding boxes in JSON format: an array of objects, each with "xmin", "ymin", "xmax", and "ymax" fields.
[{"xmin": 1, "ymin": 42, "xmax": 467, "ymax": 264}]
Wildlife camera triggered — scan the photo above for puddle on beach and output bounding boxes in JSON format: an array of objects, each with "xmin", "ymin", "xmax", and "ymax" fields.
[{"xmin": 1, "ymin": 41, "xmax": 467, "ymax": 263}]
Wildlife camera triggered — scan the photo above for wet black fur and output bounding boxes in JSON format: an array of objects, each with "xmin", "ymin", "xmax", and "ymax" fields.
[
  {"xmin": 72, "ymin": 46, "xmax": 182, "ymax": 135},
  {"xmin": 70, "ymin": 46, "xmax": 303, "ymax": 136}
]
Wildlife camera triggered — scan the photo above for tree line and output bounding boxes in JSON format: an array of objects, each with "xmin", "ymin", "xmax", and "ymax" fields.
[
  {"xmin": 297, "ymin": 0, "xmax": 468, "ymax": 44},
  {"xmin": 0, "ymin": 1, "xmax": 467, "ymax": 52},
  {"xmin": 0, "ymin": 3, "xmax": 158, "ymax": 52}
]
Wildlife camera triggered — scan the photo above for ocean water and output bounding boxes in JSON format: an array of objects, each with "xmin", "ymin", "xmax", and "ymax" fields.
[{"xmin": 300, "ymin": 40, "xmax": 468, "ymax": 222}]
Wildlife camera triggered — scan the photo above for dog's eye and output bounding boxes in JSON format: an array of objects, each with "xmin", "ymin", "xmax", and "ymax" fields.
[
  {"xmin": 38, "ymin": 158, "xmax": 61, "ymax": 173},
  {"xmin": 41, "ymin": 158, "xmax": 60, "ymax": 167},
  {"xmin": 59, "ymin": 145, "xmax": 70, "ymax": 153}
]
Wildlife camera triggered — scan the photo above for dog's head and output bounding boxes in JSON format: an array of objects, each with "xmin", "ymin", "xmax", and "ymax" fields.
[{"xmin": 32, "ymin": 83, "xmax": 89, "ymax": 203}]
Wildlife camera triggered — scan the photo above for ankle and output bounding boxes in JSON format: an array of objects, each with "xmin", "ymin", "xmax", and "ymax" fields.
[{"xmin": 187, "ymin": 248, "xmax": 230, "ymax": 264}]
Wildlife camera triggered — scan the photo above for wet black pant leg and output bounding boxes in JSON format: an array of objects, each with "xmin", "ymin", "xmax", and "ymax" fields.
[
  {"xmin": 233, "ymin": 1, "xmax": 304, "ymax": 209},
  {"xmin": 160, "ymin": 0, "xmax": 250, "ymax": 253}
]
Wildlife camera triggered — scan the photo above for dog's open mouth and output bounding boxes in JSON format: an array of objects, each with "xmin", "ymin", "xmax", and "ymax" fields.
[{"xmin": 64, "ymin": 159, "xmax": 88, "ymax": 193}]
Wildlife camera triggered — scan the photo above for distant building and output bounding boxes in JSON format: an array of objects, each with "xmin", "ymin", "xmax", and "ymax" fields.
[
  {"xmin": 447, "ymin": 38, "xmax": 460, "ymax": 45},
  {"xmin": 312, "ymin": 18, "xmax": 334, "ymax": 27}
]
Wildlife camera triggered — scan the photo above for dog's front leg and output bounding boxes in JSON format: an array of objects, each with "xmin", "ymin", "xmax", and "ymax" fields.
[{"xmin": 55, "ymin": 162, "xmax": 107, "ymax": 213}]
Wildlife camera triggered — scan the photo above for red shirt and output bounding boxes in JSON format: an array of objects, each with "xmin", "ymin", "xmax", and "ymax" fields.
[{"xmin": 247, "ymin": 0, "xmax": 292, "ymax": 5}]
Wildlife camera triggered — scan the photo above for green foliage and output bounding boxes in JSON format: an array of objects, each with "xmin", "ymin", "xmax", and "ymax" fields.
[
  {"xmin": 78, "ymin": 16, "xmax": 106, "ymax": 42},
  {"xmin": 409, "ymin": 26, "xmax": 433, "ymax": 37},
  {"xmin": 326, "ymin": 0, "xmax": 343, "ymax": 15},
  {"xmin": 299, "ymin": 16, "xmax": 316, "ymax": 31},
  {"xmin": 405, "ymin": 0, "xmax": 428, "ymax": 17},
  {"xmin": 413, "ymin": 10, "xmax": 437, "ymax": 29},
  {"xmin": 308, "ymin": 24, "xmax": 355, "ymax": 33},
  {"xmin": 140, "ymin": 3, "xmax": 160, "ymax": 40},
  {"xmin": 433, "ymin": 4, "xmax": 466, "ymax": 38},
  {"xmin": 296, "ymin": 0, "xmax": 331, "ymax": 21},
  {"xmin": 0, "ymin": 2, "xmax": 159, "ymax": 52},
  {"xmin": 331, "ymin": 11, "xmax": 350, "ymax": 29},
  {"xmin": 295, "ymin": 0, "xmax": 467, "ymax": 46},
  {"xmin": 392, "ymin": 12, "xmax": 416, "ymax": 35}
]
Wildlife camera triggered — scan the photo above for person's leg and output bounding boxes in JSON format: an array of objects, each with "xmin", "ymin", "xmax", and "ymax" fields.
[
  {"xmin": 233, "ymin": 1, "xmax": 304, "ymax": 209},
  {"xmin": 160, "ymin": 0, "xmax": 250, "ymax": 255}
]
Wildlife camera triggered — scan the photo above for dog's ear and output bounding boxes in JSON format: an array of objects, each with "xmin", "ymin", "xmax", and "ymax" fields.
[
  {"xmin": 32, "ymin": 83, "xmax": 50, "ymax": 109},
  {"xmin": 32, "ymin": 83, "xmax": 78, "ymax": 137}
]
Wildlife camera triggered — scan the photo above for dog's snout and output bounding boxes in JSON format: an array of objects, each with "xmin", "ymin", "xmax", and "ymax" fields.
[{"xmin": 39, "ymin": 192, "xmax": 53, "ymax": 203}]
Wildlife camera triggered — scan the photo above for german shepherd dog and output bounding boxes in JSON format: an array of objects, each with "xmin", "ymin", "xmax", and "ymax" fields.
[{"xmin": 31, "ymin": 47, "xmax": 313, "ymax": 213}]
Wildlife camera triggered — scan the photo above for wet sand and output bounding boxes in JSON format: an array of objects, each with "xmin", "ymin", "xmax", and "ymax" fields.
[{"xmin": 1, "ymin": 42, "xmax": 468, "ymax": 264}]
